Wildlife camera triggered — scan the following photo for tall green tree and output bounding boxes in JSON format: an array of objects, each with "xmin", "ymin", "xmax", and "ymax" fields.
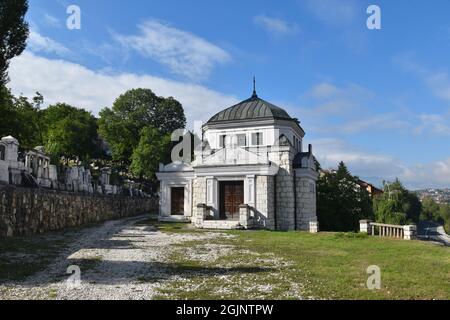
[
  {"xmin": 317, "ymin": 162, "xmax": 374, "ymax": 231},
  {"xmin": 373, "ymin": 179, "xmax": 422, "ymax": 225},
  {"xmin": 130, "ymin": 127, "xmax": 171, "ymax": 179},
  {"xmin": 11, "ymin": 93, "xmax": 44, "ymax": 148},
  {"xmin": 0, "ymin": 88, "xmax": 44, "ymax": 148},
  {"xmin": 98, "ymin": 88, "xmax": 186, "ymax": 164},
  {"xmin": 0, "ymin": 85, "xmax": 18, "ymax": 137},
  {"xmin": 42, "ymin": 103, "xmax": 100, "ymax": 160},
  {"xmin": 0, "ymin": 0, "xmax": 29, "ymax": 86}
]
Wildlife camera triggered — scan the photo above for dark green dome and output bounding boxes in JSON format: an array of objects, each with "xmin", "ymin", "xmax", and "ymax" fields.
[{"xmin": 207, "ymin": 93, "xmax": 294, "ymax": 124}]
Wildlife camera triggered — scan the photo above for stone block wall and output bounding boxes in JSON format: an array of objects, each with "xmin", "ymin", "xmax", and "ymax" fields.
[
  {"xmin": 0, "ymin": 185, "xmax": 158, "ymax": 238},
  {"xmin": 295, "ymin": 176, "xmax": 318, "ymax": 232},
  {"xmin": 274, "ymin": 148, "xmax": 296, "ymax": 231},
  {"xmin": 254, "ymin": 175, "xmax": 275, "ymax": 229},
  {"xmin": 192, "ymin": 177, "xmax": 206, "ymax": 220}
]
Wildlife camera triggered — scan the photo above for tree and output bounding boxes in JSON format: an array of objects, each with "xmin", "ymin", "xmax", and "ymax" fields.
[
  {"xmin": 0, "ymin": 85, "xmax": 18, "ymax": 137},
  {"xmin": 0, "ymin": 88, "xmax": 44, "ymax": 149},
  {"xmin": 421, "ymin": 196, "xmax": 441, "ymax": 221},
  {"xmin": 11, "ymin": 93, "xmax": 44, "ymax": 148},
  {"xmin": 420, "ymin": 197, "xmax": 450, "ymax": 234},
  {"xmin": 98, "ymin": 88, "xmax": 186, "ymax": 164},
  {"xmin": 0, "ymin": 0, "xmax": 29, "ymax": 85},
  {"xmin": 317, "ymin": 162, "xmax": 374, "ymax": 231},
  {"xmin": 42, "ymin": 103, "xmax": 100, "ymax": 160},
  {"xmin": 130, "ymin": 127, "xmax": 171, "ymax": 179},
  {"xmin": 438, "ymin": 204, "xmax": 450, "ymax": 234},
  {"xmin": 373, "ymin": 179, "xmax": 422, "ymax": 225}
]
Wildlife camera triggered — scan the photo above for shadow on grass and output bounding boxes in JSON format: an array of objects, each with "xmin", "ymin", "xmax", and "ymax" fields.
[{"xmin": 14, "ymin": 259, "xmax": 274, "ymax": 286}]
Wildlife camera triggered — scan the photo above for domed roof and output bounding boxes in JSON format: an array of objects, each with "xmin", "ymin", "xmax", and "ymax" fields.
[{"xmin": 207, "ymin": 93, "xmax": 294, "ymax": 124}]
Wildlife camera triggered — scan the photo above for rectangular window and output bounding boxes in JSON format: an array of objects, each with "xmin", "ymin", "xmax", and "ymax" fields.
[
  {"xmin": 219, "ymin": 135, "xmax": 226, "ymax": 148},
  {"xmin": 237, "ymin": 134, "xmax": 247, "ymax": 147},
  {"xmin": 252, "ymin": 132, "xmax": 263, "ymax": 146}
]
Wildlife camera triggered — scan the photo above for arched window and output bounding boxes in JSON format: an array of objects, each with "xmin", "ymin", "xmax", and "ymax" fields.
[{"xmin": 0, "ymin": 145, "xmax": 5, "ymax": 161}]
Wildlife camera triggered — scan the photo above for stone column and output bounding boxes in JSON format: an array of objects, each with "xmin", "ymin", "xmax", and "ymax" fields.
[
  {"xmin": 403, "ymin": 225, "xmax": 417, "ymax": 240},
  {"xmin": 360, "ymin": 220, "xmax": 372, "ymax": 234}
]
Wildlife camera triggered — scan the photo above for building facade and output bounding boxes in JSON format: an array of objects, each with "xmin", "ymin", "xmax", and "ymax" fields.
[{"xmin": 156, "ymin": 90, "xmax": 319, "ymax": 232}]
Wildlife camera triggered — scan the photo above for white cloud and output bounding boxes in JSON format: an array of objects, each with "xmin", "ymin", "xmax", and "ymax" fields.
[
  {"xmin": 8, "ymin": 51, "xmax": 238, "ymax": 127},
  {"xmin": 339, "ymin": 114, "xmax": 411, "ymax": 134},
  {"xmin": 401, "ymin": 158, "xmax": 450, "ymax": 189},
  {"xmin": 300, "ymin": 82, "xmax": 375, "ymax": 117},
  {"xmin": 44, "ymin": 14, "xmax": 61, "ymax": 28},
  {"xmin": 305, "ymin": 0, "xmax": 357, "ymax": 26},
  {"xmin": 312, "ymin": 138, "xmax": 450, "ymax": 189},
  {"xmin": 27, "ymin": 30, "xmax": 71, "ymax": 56},
  {"xmin": 309, "ymin": 82, "xmax": 342, "ymax": 99},
  {"xmin": 313, "ymin": 138, "xmax": 399, "ymax": 177},
  {"xmin": 113, "ymin": 20, "xmax": 231, "ymax": 81},
  {"xmin": 415, "ymin": 114, "xmax": 450, "ymax": 136},
  {"xmin": 253, "ymin": 15, "xmax": 299, "ymax": 36},
  {"xmin": 395, "ymin": 54, "xmax": 450, "ymax": 103},
  {"xmin": 425, "ymin": 72, "xmax": 450, "ymax": 102}
]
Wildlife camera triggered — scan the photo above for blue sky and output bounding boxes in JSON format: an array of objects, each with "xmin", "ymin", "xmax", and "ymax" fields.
[{"xmin": 7, "ymin": 0, "xmax": 450, "ymax": 189}]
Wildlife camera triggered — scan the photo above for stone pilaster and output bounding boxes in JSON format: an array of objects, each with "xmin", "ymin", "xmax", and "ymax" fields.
[
  {"xmin": 403, "ymin": 225, "xmax": 417, "ymax": 240},
  {"xmin": 239, "ymin": 204, "xmax": 252, "ymax": 229},
  {"xmin": 271, "ymin": 146, "xmax": 296, "ymax": 231},
  {"xmin": 360, "ymin": 220, "xmax": 372, "ymax": 234},
  {"xmin": 195, "ymin": 204, "xmax": 207, "ymax": 228},
  {"xmin": 254, "ymin": 175, "xmax": 275, "ymax": 229}
]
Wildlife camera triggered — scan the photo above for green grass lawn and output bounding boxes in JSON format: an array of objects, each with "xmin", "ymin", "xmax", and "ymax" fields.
[
  {"xmin": 157, "ymin": 224, "xmax": 450, "ymax": 300},
  {"xmin": 1, "ymin": 219, "xmax": 448, "ymax": 300},
  {"xmin": 229, "ymin": 231, "xmax": 450, "ymax": 300}
]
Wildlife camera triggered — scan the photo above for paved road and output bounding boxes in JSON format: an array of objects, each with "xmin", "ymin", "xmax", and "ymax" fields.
[{"xmin": 418, "ymin": 221, "xmax": 450, "ymax": 246}]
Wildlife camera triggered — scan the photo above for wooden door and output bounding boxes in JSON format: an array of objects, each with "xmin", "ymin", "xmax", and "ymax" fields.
[
  {"xmin": 171, "ymin": 187, "xmax": 184, "ymax": 215},
  {"xmin": 220, "ymin": 182, "xmax": 244, "ymax": 219}
]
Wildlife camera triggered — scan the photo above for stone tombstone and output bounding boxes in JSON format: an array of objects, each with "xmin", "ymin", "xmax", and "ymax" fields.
[
  {"xmin": 0, "ymin": 163, "xmax": 9, "ymax": 183},
  {"xmin": 100, "ymin": 167, "xmax": 111, "ymax": 186},
  {"xmin": 65, "ymin": 166, "xmax": 94, "ymax": 193},
  {"xmin": 49, "ymin": 165, "xmax": 58, "ymax": 181},
  {"xmin": 0, "ymin": 136, "xmax": 21, "ymax": 184},
  {"xmin": 1, "ymin": 136, "xmax": 19, "ymax": 162}
]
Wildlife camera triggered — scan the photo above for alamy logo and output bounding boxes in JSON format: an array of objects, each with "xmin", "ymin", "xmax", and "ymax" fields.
[
  {"xmin": 367, "ymin": 5, "xmax": 381, "ymax": 30},
  {"xmin": 66, "ymin": 5, "xmax": 81, "ymax": 30},
  {"xmin": 366, "ymin": 265, "xmax": 381, "ymax": 290},
  {"xmin": 66, "ymin": 265, "xmax": 81, "ymax": 288}
]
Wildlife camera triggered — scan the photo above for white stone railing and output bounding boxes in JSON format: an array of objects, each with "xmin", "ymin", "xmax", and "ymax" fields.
[{"xmin": 360, "ymin": 220, "xmax": 417, "ymax": 240}]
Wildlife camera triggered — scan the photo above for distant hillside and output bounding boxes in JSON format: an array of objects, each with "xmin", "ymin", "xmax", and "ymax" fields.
[{"xmin": 415, "ymin": 188, "xmax": 450, "ymax": 204}]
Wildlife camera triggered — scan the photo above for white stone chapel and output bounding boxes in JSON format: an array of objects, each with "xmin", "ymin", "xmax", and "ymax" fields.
[{"xmin": 156, "ymin": 86, "xmax": 319, "ymax": 232}]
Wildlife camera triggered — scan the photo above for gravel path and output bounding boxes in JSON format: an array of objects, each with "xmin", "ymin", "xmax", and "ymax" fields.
[{"xmin": 0, "ymin": 215, "xmax": 232, "ymax": 300}]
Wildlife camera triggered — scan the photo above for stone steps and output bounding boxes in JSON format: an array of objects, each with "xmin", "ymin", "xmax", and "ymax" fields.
[{"xmin": 201, "ymin": 220, "xmax": 243, "ymax": 230}]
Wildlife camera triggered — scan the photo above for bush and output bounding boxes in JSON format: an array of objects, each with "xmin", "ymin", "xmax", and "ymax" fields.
[
  {"xmin": 334, "ymin": 232, "xmax": 368, "ymax": 239},
  {"xmin": 317, "ymin": 162, "xmax": 373, "ymax": 232}
]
